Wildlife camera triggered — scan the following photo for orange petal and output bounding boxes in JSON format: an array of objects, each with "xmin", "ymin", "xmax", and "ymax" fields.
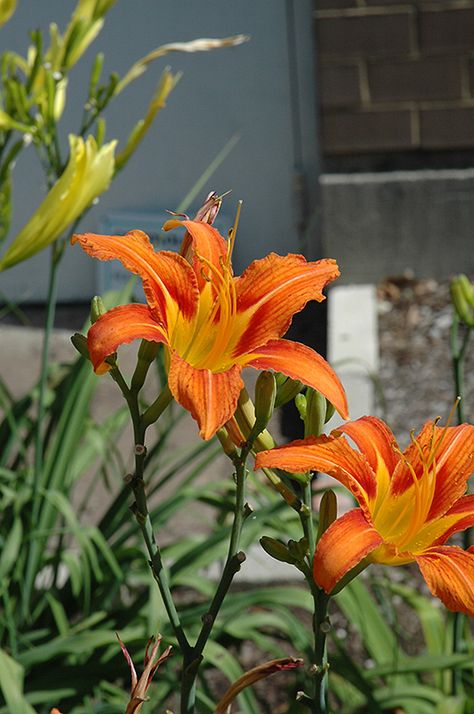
[
  {"xmin": 244, "ymin": 338, "xmax": 348, "ymax": 420},
  {"xmin": 72, "ymin": 231, "xmax": 198, "ymax": 325},
  {"xmin": 163, "ymin": 218, "xmax": 228, "ymax": 290},
  {"xmin": 391, "ymin": 422, "xmax": 474, "ymax": 518},
  {"xmin": 313, "ymin": 509, "xmax": 383, "ymax": 593},
  {"xmin": 416, "ymin": 546, "xmax": 474, "ymax": 616},
  {"xmin": 431, "ymin": 494, "xmax": 474, "ymax": 546},
  {"xmin": 337, "ymin": 416, "xmax": 400, "ymax": 475},
  {"xmin": 234, "ymin": 254, "xmax": 340, "ymax": 354},
  {"xmin": 87, "ymin": 304, "xmax": 167, "ymax": 374},
  {"xmin": 167, "ymin": 352, "xmax": 244, "ymax": 440},
  {"xmin": 255, "ymin": 433, "xmax": 376, "ymax": 512}
]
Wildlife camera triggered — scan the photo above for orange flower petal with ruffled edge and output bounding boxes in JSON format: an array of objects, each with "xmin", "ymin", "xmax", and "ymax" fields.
[
  {"xmin": 163, "ymin": 219, "xmax": 228, "ymax": 291},
  {"xmin": 234, "ymin": 254, "xmax": 340, "ymax": 355},
  {"xmin": 87, "ymin": 304, "xmax": 168, "ymax": 374},
  {"xmin": 167, "ymin": 352, "xmax": 244, "ymax": 440},
  {"xmin": 337, "ymin": 416, "xmax": 400, "ymax": 475},
  {"xmin": 72, "ymin": 230, "xmax": 199, "ymax": 326},
  {"xmin": 390, "ymin": 423, "xmax": 474, "ymax": 518},
  {"xmin": 430, "ymin": 494, "xmax": 474, "ymax": 546},
  {"xmin": 313, "ymin": 509, "xmax": 383, "ymax": 593},
  {"xmin": 255, "ymin": 433, "xmax": 376, "ymax": 515},
  {"xmin": 416, "ymin": 545, "xmax": 474, "ymax": 616},
  {"xmin": 244, "ymin": 338, "xmax": 348, "ymax": 421}
]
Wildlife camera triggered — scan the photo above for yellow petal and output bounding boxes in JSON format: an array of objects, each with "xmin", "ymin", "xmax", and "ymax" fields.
[
  {"xmin": 0, "ymin": 135, "xmax": 116, "ymax": 271},
  {"xmin": 0, "ymin": 0, "xmax": 16, "ymax": 27}
]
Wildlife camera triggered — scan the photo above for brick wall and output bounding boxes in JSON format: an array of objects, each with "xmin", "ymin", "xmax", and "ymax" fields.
[{"xmin": 316, "ymin": 1, "xmax": 474, "ymax": 156}]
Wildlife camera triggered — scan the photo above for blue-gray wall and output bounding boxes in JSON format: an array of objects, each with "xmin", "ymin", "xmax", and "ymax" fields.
[{"xmin": 0, "ymin": 0, "xmax": 320, "ymax": 301}]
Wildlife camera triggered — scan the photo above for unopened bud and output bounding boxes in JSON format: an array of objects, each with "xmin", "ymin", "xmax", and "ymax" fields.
[
  {"xmin": 295, "ymin": 393, "xmax": 307, "ymax": 421},
  {"xmin": 131, "ymin": 339, "xmax": 159, "ymax": 392},
  {"xmin": 254, "ymin": 371, "xmax": 276, "ymax": 429},
  {"xmin": 451, "ymin": 274, "xmax": 474, "ymax": 327},
  {"xmin": 274, "ymin": 374, "xmax": 303, "ymax": 408},
  {"xmin": 260, "ymin": 536, "xmax": 297, "ymax": 565},
  {"xmin": 287, "ymin": 537, "xmax": 309, "ymax": 562},
  {"xmin": 305, "ymin": 388, "xmax": 327, "ymax": 438},
  {"xmin": 90, "ymin": 295, "xmax": 106, "ymax": 324},
  {"xmin": 316, "ymin": 490, "xmax": 337, "ymax": 542},
  {"xmin": 71, "ymin": 333, "xmax": 90, "ymax": 361},
  {"xmin": 325, "ymin": 399, "xmax": 336, "ymax": 424}
]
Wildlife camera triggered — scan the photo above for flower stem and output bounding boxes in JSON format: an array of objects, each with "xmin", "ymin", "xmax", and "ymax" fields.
[
  {"xmin": 180, "ymin": 443, "xmax": 250, "ymax": 714},
  {"xmin": 111, "ymin": 369, "xmax": 190, "ymax": 656}
]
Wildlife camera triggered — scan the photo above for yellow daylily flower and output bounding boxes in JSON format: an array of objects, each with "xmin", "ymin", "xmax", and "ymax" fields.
[
  {"xmin": 0, "ymin": 0, "xmax": 16, "ymax": 28},
  {"xmin": 0, "ymin": 134, "xmax": 116, "ymax": 271}
]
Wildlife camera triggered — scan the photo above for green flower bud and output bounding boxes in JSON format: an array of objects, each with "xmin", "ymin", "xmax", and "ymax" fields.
[
  {"xmin": 325, "ymin": 399, "xmax": 336, "ymax": 424},
  {"xmin": 305, "ymin": 388, "xmax": 327, "ymax": 438},
  {"xmin": 451, "ymin": 274, "xmax": 474, "ymax": 327},
  {"xmin": 316, "ymin": 490, "xmax": 337, "ymax": 543},
  {"xmin": 70, "ymin": 332, "xmax": 90, "ymax": 361},
  {"xmin": 287, "ymin": 537, "xmax": 309, "ymax": 562},
  {"xmin": 274, "ymin": 375, "xmax": 303, "ymax": 408},
  {"xmin": 254, "ymin": 371, "xmax": 277, "ymax": 430},
  {"xmin": 295, "ymin": 393, "xmax": 307, "ymax": 421},
  {"xmin": 260, "ymin": 536, "xmax": 297, "ymax": 565},
  {"xmin": 90, "ymin": 295, "xmax": 106, "ymax": 324},
  {"xmin": 131, "ymin": 339, "xmax": 159, "ymax": 393}
]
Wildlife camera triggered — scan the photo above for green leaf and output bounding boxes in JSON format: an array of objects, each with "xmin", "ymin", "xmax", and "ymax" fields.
[{"xmin": 0, "ymin": 648, "xmax": 35, "ymax": 714}]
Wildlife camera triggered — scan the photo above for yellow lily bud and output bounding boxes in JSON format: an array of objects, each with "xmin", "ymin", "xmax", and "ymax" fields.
[
  {"xmin": 0, "ymin": 0, "xmax": 16, "ymax": 28},
  {"xmin": 0, "ymin": 134, "xmax": 116, "ymax": 271}
]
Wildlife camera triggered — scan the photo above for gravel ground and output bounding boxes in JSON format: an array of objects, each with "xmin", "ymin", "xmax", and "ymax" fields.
[{"xmin": 377, "ymin": 275, "xmax": 474, "ymax": 446}]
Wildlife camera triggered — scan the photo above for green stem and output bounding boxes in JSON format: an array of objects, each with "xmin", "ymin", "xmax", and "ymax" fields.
[
  {"xmin": 180, "ymin": 445, "xmax": 250, "ymax": 714},
  {"xmin": 300, "ymin": 475, "xmax": 330, "ymax": 713},
  {"xmin": 312, "ymin": 588, "xmax": 330, "ymax": 714},
  {"xmin": 112, "ymin": 370, "xmax": 189, "ymax": 656},
  {"xmin": 31, "ymin": 243, "xmax": 61, "ymax": 522}
]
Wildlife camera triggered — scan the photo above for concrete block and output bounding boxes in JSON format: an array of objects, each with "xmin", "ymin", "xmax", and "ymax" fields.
[{"xmin": 321, "ymin": 169, "xmax": 474, "ymax": 283}]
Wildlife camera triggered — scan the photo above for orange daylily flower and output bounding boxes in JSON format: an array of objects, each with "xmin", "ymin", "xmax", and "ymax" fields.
[
  {"xmin": 72, "ymin": 217, "xmax": 348, "ymax": 439},
  {"xmin": 255, "ymin": 416, "xmax": 474, "ymax": 615}
]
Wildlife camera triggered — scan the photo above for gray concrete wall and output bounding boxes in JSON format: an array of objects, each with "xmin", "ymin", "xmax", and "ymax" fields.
[
  {"xmin": 321, "ymin": 168, "xmax": 474, "ymax": 283},
  {"xmin": 0, "ymin": 0, "xmax": 320, "ymax": 302}
]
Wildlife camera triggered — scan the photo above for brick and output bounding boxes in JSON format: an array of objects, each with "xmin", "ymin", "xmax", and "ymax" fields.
[
  {"xmin": 421, "ymin": 8, "xmax": 474, "ymax": 53},
  {"xmin": 321, "ymin": 109, "xmax": 413, "ymax": 153},
  {"xmin": 319, "ymin": 63, "xmax": 361, "ymax": 107},
  {"xmin": 316, "ymin": 0, "xmax": 357, "ymax": 9},
  {"xmin": 368, "ymin": 56, "xmax": 462, "ymax": 102},
  {"xmin": 421, "ymin": 107, "xmax": 474, "ymax": 148},
  {"xmin": 468, "ymin": 58, "xmax": 474, "ymax": 97},
  {"xmin": 316, "ymin": 10, "xmax": 415, "ymax": 58}
]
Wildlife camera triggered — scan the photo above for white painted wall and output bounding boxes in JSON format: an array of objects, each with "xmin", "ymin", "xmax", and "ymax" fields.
[{"xmin": 0, "ymin": 0, "xmax": 320, "ymax": 302}]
